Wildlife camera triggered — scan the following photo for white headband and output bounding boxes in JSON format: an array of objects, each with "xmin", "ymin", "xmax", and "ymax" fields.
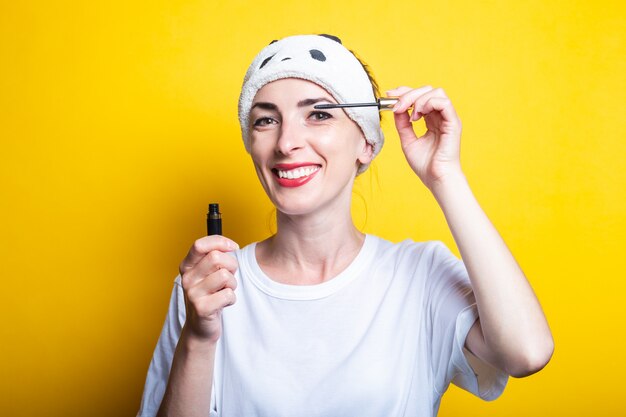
[{"xmin": 237, "ymin": 34, "xmax": 384, "ymax": 174}]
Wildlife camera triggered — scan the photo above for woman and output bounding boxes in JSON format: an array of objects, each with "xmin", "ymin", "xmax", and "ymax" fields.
[{"xmin": 138, "ymin": 34, "xmax": 554, "ymax": 417}]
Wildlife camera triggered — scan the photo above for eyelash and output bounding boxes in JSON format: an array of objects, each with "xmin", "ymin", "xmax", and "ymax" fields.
[
  {"xmin": 310, "ymin": 111, "xmax": 332, "ymax": 121},
  {"xmin": 253, "ymin": 111, "xmax": 333, "ymax": 127},
  {"xmin": 253, "ymin": 117, "xmax": 275, "ymax": 127}
]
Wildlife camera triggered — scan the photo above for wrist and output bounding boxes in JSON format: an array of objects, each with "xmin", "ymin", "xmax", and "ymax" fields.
[
  {"xmin": 428, "ymin": 169, "xmax": 468, "ymax": 197},
  {"xmin": 179, "ymin": 326, "xmax": 219, "ymax": 354}
]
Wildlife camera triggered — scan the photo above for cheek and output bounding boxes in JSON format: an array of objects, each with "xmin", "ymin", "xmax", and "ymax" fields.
[
  {"xmin": 249, "ymin": 135, "xmax": 272, "ymax": 163},
  {"xmin": 249, "ymin": 148, "xmax": 271, "ymax": 185},
  {"xmin": 314, "ymin": 121, "xmax": 361, "ymax": 149},
  {"xmin": 327, "ymin": 126, "xmax": 366, "ymax": 162},
  {"xmin": 249, "ymin": 147, "xmax": 272, "ymax": 192}
]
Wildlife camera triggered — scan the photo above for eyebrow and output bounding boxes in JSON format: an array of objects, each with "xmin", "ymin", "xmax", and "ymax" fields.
[
  {"xmin": 250, "ymin": 97, "xmax": 335, "ymax": 112},
  {"xmin": 297, "ymin": 97, "xmax": 334, "ymax": 107},
  {"xmin": 250, "ymin": 102, "xmax": 278, "ymax": 111}
]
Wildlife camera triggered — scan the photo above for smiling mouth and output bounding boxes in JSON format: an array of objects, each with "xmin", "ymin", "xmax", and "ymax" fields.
[{"xmin": 273, "ymin": 165, "xmax": 321, "ymax": 180}]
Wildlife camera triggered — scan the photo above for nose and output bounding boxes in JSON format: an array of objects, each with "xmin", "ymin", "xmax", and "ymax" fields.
[{"xmin": 275, "ymin": 116, "xmax": 306, "ymax": 156}]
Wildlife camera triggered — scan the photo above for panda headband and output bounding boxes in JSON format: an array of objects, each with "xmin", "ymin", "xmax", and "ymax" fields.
[{"xmin": 238, "ymin": 34, "xmax": 384, "ymax": 173}]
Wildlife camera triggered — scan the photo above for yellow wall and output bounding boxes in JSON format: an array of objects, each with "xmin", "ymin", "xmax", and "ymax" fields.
[{"xmin": 1, "ymin": 0, "xmax": 624, "ymax": 415}]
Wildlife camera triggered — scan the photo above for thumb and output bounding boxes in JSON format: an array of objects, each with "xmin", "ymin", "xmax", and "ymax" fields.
[{"xmin": 393, "ymin": 111, "xmax": 418, "ymax": 149}]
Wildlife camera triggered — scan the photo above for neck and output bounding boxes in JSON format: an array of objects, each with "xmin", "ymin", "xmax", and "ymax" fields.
[{"xmin": 256, "ymin": 193, "xmax": 365, "ymax": 285}]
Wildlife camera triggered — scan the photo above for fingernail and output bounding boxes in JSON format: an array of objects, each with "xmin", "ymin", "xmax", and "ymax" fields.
[{"xmin": 229, "ymin": 240, "xmax": 239, "ymax": 250}]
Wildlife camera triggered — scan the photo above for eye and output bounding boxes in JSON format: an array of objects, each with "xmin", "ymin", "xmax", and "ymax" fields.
[
  {"xmin": 309, "ymin": 111, "xmax": 332, "ymax": 121},
  {"xmin": 253, "ymin": 117, "xmax": 277, "ymax": 127}
]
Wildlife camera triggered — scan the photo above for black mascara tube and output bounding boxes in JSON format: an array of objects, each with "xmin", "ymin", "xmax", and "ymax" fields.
[{"xmin": 207, "ymin": 203, "xmax": 222, "ymax": 236}]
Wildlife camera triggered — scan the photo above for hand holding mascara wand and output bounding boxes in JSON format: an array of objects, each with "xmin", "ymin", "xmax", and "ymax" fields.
[{"xmin": 317, "ymin": 85, "xmax": 463, "ymax": 190}]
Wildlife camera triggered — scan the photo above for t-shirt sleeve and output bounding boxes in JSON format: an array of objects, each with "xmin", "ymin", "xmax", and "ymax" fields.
[
  {"xmin": 425, "ymin": 242, "xmax": 508, "ymax": 401},
  {"xmin": 137, "ymin": 275, "xmax": 186, "ymax": 417}
]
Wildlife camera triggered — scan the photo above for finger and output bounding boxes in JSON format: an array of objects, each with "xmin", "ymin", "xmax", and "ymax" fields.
[
  {"xmin": 412, "ymin": 88, "xmax": 450, "ymax": 115},
  {"xmin": 385, "ymin": 86, "xmax": 412, "ymax": 96},
  {"xmin": 393, "ymin": 111, "xmax": 419, "ymax": 149},
  {"xmin": 410, "ymin": 108, "xmax": 423, "ymax": 122},
  {"xmin": 182, "ymin": 250, "xmax": 239, "ymax": 288},
  {"xmin": 415, "ymin": 94, "xmax": 460, "ymax": 127},
  {"xmin": 392, "ymin": 86, "xmax": 434, "ymax": 113},
  {"xmin": 192, "ymin": 287, "xmax": 237, "ymax": 317},
  {"xmin": 186, "ymin": 268, "xmax": 237, "ymax": 300},
  {"xmin": 180, "ymin": 236, "xmax": 239, "ymax": 275}
]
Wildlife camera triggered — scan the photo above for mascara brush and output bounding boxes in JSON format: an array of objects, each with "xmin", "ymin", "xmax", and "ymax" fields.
[{"xmin": 314, "ymin": 97, "xmax": 407, "ymax": 111}]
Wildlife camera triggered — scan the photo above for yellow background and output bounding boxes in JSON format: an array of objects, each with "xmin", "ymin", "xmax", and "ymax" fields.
[{"xmin": 1, "ymin": 0, "xmax": 624, "ymax": 415}]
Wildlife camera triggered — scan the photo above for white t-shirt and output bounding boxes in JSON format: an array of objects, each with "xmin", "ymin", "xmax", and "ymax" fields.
[{"xmin": 138, "ymin": 235, "xmax": 508, "ymax": 417}]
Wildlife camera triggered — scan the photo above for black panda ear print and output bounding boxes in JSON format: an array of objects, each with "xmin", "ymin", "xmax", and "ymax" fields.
[
  {"xmin": 269, "ymin": 40, "xmax": 278, "ymax": 45},
  {"xmin": 309, "ymin": 49, "xmax": 326, "ymax": 62},
  {"xmin": 318, "ymin": 34, "xmax": 342, "ymax": 44},
  {"xmin": 259, "ymin": 54, "xmax": 274, "ymax": 69}
]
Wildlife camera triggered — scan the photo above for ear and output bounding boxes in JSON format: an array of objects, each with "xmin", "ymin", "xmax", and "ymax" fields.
[{"xmin": 357, "ymin": 139, "xmax": 374, "ymax": 166}]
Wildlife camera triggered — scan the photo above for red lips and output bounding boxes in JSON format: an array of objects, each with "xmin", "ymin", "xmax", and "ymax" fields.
[{"xmin": 272, "ymin": 163, "xmax": 321, "ymax": 188}]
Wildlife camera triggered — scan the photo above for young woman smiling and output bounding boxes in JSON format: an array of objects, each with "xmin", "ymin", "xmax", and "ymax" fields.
[{"xmin": 138, "ymin": 34, "xmax": 554, "ymax": 417}]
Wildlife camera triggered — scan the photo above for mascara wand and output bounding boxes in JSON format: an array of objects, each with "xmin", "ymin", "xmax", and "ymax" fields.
[{"xmin": 314, "ymin": 97, "xmax": 404, "ymax": 111}]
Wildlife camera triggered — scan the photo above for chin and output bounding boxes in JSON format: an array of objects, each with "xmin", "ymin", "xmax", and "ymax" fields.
[{"xmin": 270, "ymin": 193, "xmax": 321, "ymax": 217}]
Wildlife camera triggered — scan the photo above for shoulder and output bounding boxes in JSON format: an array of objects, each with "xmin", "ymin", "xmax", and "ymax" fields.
[
  {"xmin": 231, "ymin": 240, "xmax": 256, "ymax": 267},
  {"xmin": 368, "ymin": 234, "xmax": 454, "ymax": 269}
]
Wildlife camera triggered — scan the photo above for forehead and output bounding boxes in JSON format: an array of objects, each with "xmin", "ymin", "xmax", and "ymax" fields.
[{"xmin": 252, "ymin": 78, "xmax": 335, "ymax": 105}]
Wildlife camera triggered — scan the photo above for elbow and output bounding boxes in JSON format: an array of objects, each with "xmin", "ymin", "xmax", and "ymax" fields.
[{"xmin": 506, "ymin": 335, "xmax": 555, "ymax": 378}]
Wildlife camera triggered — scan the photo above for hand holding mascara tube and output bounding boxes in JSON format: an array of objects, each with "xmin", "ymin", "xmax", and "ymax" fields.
[{"xmin": 171, "ymin": 202, "xmax": 237, "ymax": 347}]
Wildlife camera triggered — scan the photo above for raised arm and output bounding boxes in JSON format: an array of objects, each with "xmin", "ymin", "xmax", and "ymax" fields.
[{"xmin": 388, "ymin": 86, "xmax": 554, "ymax": 377}]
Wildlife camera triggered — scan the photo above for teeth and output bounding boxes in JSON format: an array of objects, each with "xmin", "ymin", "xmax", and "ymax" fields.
[{"xmin": 277, "ymin": 166, "xmax": 319, "ymax": 179}]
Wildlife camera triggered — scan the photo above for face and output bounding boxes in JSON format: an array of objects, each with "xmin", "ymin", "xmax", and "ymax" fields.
[{"xmin": 248, "ymin": 78, "xmax": 373, "ymax": 216}]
